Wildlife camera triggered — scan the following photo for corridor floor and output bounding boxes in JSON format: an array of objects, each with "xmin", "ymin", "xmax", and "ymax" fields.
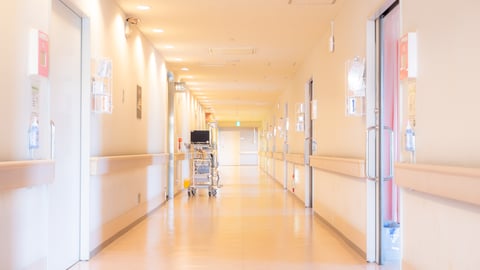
[{"xmin": 71, "ymin": 166, "xmax": 400, "ymax": 270}]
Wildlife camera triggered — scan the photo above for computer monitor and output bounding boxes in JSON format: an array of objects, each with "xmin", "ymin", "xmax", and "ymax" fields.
[{"xmin": 190, "ymin": 130, "xmax": 210, "ymax": 144}]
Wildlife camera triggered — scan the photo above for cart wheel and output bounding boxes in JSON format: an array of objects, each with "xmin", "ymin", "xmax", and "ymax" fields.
[
  {"xmin": 212, "ymin": 190, "xmax": 217, "ymax": 197},
  {"xmin": 187, "ymin": 190, "xmax": 191, "ymax": 197},
  {"xmin": 208, "ymin": 191, "xmax": 211, "ymax": 197}
]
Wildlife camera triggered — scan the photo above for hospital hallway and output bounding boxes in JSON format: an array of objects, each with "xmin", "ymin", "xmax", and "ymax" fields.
[{"xmin": 70, "ymin": 166, "xmax": 400, "ymax": 270}]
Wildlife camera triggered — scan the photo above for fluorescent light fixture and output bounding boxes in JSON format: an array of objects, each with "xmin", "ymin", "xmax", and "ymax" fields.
[
  {"xmin": 180, "ymin": 67, "xmax": 189, "ymax": 71},
  {"xmin": 152, "ymin": 28, "xmax": 164, "ymax": 33},
  {"xmin": 165, "ymin": 45, "xmax": 174, "ymax": 49},
  {"xmin": 136, "ymin": 5, "xmax": 151, "ymax": 10}
]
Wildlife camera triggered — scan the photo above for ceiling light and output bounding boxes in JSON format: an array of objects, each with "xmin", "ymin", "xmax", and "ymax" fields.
[
  {"xmin": 152, "ymin": 28, "xmax": 164, "ymax": 33},
  {"xmin": 174, "ymin": 58, "xmax": 183, "ymax": 62},
  {"xmin": 136, "ymin": 5, "xmax": 151, "ymax": 10},
  {"xmin": 165, "ymin": 45, "xmax": 174, "ymax": 49},
  {"xmin": 180, "ymin": 67, "xmax": 189, "ymax": 71}
]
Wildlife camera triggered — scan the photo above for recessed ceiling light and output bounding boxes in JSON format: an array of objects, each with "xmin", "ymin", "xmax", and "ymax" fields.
[
  {"xmin": 174, "ymin": 58, "xmax": 183, "ymax": 62},
  {"xmin": 136, "ymin": 5, "xmax": 151, "ymax": 10},
  {"xmin": 152, "ymin": 28, "xmax": 164, "ymax": 33},
  {"xmin": 165, "ymin": 45, "xmax": 175, "ymax": 49},
  {"xmin": 180, "ymin": 67, "xmax": 189, "ymax": 71}
]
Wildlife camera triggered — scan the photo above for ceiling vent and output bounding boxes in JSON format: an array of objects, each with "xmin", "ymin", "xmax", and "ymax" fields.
[
  {"xmin": 288, "ymin": 0, "xmax": 336, "ymax": 5},
  {"xmin": 209, "ymin": 47, "xmax": 256, "ymax": 56}
]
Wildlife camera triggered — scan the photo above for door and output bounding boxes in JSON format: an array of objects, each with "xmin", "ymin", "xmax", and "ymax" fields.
[
  {"xmin": 49, "ymin": 0, "xmax": 82, "ymax": 268},
  {"xmin": 218, "ymin": 130, "xmax": 241, "ymax": 165},
  {"xmin": 366, "ymin": 0, "xmax": 401, "ymax": 265}
]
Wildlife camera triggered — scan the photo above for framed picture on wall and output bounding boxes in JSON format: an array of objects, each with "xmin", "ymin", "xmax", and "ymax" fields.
[{"xmin": 136, "ymin": 85, "xmax": 142, "ymax": 119}]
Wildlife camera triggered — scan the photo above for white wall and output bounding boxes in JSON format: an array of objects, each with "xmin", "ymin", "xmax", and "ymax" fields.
[
  {"xmin": 313, "ymin": 170, "xmax": 367, "ymax": 252},
  {"xmin": 0, "ymin": 1, "xmax": 53, "ymax": 269},
  {"xmin": 400, "ymin": 0, "xmax": 480, "ymax": 268}
]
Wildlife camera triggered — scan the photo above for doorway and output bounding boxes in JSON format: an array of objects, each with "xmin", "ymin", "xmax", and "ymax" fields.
[
  {"xmin": 366, "ymin": 0, "xmax": 401, "ymax": 264},
  {"xmin": 49, "ymin": 0, "xmax": 86, "ymax": 268}
]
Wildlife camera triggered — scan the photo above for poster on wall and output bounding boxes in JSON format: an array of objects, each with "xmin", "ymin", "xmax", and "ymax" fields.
[{"xmin": 136, "ymin": 85, "xmax": 142, "ymax": 119}]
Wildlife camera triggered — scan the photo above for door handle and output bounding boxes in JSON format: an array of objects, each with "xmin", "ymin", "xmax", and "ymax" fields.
[{"xmin": 50, "ymin": 120, "xmax": 55, "ymax": 160}]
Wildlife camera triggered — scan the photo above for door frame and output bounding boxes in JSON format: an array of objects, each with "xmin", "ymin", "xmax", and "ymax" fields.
[
  {"xmin": 79, "ymin": 13, "xmax": 91, "ymax": 261},
  {"xmin": 304, "ymin": 78, "xmax": 313, "ymax": 208},
  {"xmin": 366, "ymin": 0, "xmax": 400, "ymax": 264},
  {"xmin": 49, "ymin": 0, "xmax": 91, "ymax": 263},
  {"xmin": 57, "ymin": 0, "xmax": 92, "ymax": 261}
]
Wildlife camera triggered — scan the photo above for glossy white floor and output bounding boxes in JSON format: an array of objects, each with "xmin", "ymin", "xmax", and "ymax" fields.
[{"xmin": 71, "ymin": 166, "xmax": 400, "ymax": 270}]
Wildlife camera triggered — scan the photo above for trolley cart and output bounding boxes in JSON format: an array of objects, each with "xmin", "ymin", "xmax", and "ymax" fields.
[
  {"xmin": 188, "ymin": 159, "xmax": 215, "ymax": 197},
  {"xmin": 188, "ymin": 144, "xmax": 219, "ymax": 197},
  {"xmin": 188, "ymin": 129, "xmax": 221, "ymax": 197}
]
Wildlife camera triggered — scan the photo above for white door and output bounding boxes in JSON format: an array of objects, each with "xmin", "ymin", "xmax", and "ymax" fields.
[
  {"xmin": 218, "ymin": 130, "xmax": 240, "ymax": 166},
  {"xmin": 49, "ymin": 0, "xmax": 82, "ymax": 268}
]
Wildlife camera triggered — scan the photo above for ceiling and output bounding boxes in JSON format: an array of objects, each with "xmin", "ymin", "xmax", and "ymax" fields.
[{"xmin": 115, "ymin": 0, "xmax": 343, "ymax": 125}]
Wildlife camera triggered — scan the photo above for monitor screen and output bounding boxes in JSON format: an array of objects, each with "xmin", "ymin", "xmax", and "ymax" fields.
[{"xmin": 190, "ymin": 130, "xmax": 210, "ymax": 143}]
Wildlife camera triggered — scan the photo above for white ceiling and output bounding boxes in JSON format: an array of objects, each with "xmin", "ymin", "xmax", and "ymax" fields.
[{"xmin": 115, "ymin": 0, "xmax": 343, "ymax": 124}]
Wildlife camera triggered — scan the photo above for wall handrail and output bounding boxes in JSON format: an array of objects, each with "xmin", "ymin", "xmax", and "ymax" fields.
[
  {"xmin": 309, "ymin": 156, "xmax": 366, "ymax": 178},
  {"xmin": 285, "ymin": 153, "xmax": 305, "ymax": 165},
  {"xmin": 395, "ymin": 163, "xmax": 480, "ymax": 207},
  {"xmin": 0, "ymin": 160, "xmax": 55, "ymax": 191},
  {"xmin": 90, "ymin": 153, "xmax": 169, "ymax": 176}
]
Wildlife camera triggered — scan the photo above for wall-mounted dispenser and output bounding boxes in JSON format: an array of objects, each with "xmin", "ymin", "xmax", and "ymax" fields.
[
  {"xmin": 345, "ymin": 56, "xmax": 366, "ymax": 116},
  {"xmin": 91, "ymin": 58, "xmax": 113, "ymax": 113}
]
